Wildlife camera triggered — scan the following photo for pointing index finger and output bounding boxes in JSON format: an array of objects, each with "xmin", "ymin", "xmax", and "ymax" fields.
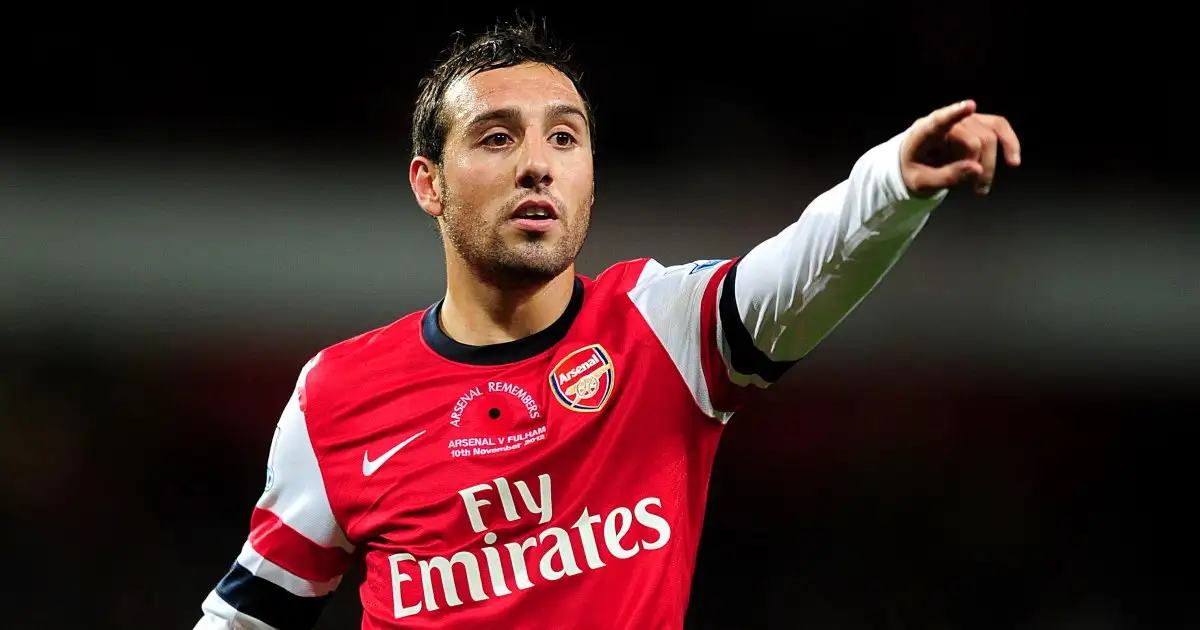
[{"xmin": 927, "ymin": 99, "xmax": 977, "ymax": 132}]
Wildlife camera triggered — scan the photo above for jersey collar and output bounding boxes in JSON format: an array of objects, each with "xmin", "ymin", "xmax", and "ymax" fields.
[{"xmin": 422, "ymin": 277, "xmax": 585, "ymax": 365}]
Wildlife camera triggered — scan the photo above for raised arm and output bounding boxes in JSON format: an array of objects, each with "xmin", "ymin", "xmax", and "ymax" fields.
[{"xmin": 628, "ymin": 101, "xmax": 1020, "ymax": 422}]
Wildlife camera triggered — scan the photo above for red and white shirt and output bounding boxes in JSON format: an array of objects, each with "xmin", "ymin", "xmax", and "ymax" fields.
[{"xmin": 194, "ymin": 130, "xmax": 945, "ymax": 629}]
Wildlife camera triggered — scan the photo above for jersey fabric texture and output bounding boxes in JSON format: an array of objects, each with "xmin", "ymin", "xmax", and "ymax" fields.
[{"xmin": 194, "ymin": 130, "xmax": 947, "ymax": 630}]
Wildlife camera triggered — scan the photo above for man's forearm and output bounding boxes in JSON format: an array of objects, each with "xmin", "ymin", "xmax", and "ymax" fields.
[{"xmin": 727, "ymin": 131, "xmax": 948, "ymax": 366}]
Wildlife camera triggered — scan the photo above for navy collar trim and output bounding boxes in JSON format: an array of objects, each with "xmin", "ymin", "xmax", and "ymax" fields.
[{"xmin": 422, "ymin": 278, "xmax": 585, "ymax": 366}]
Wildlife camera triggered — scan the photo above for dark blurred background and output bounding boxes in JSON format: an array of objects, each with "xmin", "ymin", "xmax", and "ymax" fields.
[{"xmin": 2, "ymin": 7, "xmax": 1195, "ymax": 630}]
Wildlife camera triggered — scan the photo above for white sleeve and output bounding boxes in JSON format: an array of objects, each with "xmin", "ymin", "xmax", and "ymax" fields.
[
  {"xmin": 194, "ymin": 355, "xmax": 354, "ymax": 630},
  {"xmin": 629, "ymin": 129, "xmax": 946, "ymax": 422}
]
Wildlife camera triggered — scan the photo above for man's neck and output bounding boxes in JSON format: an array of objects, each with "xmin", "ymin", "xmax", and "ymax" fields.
[{"xmin": 438, "ymin": 263, "xmax": 577, "ymax": 347}]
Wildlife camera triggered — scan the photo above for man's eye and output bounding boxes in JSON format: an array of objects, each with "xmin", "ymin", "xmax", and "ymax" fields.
[
  {"xmin": 484, "ymin": 133, "xmax": 512, "ymax": 147},
  {"xmin": 551, "ymin": 132, "xmax": 576, "ymax": 147}
]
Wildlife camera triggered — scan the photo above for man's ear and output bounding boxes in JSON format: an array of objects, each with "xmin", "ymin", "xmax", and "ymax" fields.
[{"xmin": 410, "ymin": 156, "xmax": 443, "ymax": 218}]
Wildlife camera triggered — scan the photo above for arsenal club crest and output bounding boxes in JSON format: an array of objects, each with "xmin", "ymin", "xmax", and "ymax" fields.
[{"xmin": 549, "ymin": 344, "xmax": 615, "ymax": 412}]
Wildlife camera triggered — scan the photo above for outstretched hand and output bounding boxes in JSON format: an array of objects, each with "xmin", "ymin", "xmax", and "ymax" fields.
[{"xmin": 901, "ymin": 100, "xmax": 1021, "ymax": 197}]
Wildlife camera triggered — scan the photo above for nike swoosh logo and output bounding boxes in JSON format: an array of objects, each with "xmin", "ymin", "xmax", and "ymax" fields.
[{"xmin": 362, "ymin": 430, "xmax": 427, "ymax": 476}]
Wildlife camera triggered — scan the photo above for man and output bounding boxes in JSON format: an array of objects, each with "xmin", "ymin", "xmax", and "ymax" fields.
[{"xmin": 194, "ymin": 17, "xmax": 1019, "ymax": 630}]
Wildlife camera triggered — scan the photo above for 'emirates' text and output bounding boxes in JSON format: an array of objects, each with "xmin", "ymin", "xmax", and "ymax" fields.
[{"xmin": 387, "ymin": 473, "xmax": 671, "ymax": 618}]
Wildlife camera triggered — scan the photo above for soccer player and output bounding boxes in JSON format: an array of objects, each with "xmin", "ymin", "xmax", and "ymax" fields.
[{"xmin": 194, "ymin": 17, "xmax": 1020, "ymax": 630}]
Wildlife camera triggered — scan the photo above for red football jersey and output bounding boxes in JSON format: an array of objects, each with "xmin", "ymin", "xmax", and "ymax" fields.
[{"xmin": 194, "ymin": 131, "xmax": 944, "ymax": 629}]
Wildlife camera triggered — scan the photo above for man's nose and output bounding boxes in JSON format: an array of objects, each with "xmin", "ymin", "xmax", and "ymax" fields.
[{"xmin": 517, "ymin": 140, "xmax": 553, "ymax": 189}]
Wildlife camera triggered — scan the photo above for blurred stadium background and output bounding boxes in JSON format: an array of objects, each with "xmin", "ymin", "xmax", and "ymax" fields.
[{"xmin": 2, "ymin": 7, "xmax": 1194, "ymax": 629}]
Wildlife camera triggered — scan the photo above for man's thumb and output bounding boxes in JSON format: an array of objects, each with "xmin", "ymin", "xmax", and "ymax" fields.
[{"xmin": 919, "ymin": 160, "xmax": 983, "ymax": 194}]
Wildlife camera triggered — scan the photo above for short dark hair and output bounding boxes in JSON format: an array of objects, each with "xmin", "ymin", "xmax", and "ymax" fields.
[{"xmin": 411, "ymin": 15, "xmax": 595, "ymax": 164}]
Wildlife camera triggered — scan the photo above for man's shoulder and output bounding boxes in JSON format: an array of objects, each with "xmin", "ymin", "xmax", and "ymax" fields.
[
  {"xmin": 586, "ymin": 257, "xmax": 659, "ymax": 293},
  {"xmin": 589, "ymin": 257, "xmax": 733, "ymax": 293},
  {"xmin": 298, "ymin": 309, "xmax": 429, "ymax": 410},
  {"xmin": 321, "ymin": 310, "xmax": 425, "ymax": 363}
]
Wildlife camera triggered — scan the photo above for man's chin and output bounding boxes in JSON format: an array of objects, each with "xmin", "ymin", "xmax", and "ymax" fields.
[{"xmin": 480, "ymin": 248, "xmax": 574, "ymax": 288}]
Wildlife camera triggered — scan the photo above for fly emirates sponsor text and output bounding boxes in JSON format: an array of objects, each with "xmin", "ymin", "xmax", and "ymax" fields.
[{"xmin": 387, "ymin": 473, "xmax": 672, "ymax": 618}]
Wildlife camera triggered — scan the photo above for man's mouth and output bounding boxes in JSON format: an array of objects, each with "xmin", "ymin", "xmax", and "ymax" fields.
[
  {"xmin": 510, "ymin": 199, "xmax": 558, "ymax": 221},
  {"xmin": 509, "ymin": 199, "xmax": 559, "ymax": 231}
]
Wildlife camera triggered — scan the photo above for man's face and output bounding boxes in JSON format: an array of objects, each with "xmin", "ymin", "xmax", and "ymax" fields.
[{"xmin": 429, "ymin": 63, "xmax": 594, "ymax": 287}]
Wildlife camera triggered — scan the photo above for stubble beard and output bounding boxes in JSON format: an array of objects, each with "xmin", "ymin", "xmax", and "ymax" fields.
[{"xmin": 440, "ymin": 188, "xmax": 589, "ymax": 292}]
